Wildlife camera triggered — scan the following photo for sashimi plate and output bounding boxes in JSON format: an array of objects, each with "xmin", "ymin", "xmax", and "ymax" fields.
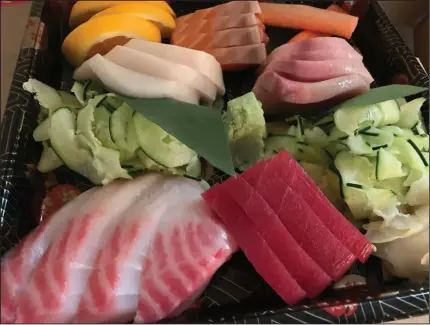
[{"xmin": 0, "ymin": 0, "xmax": 429, "ymax": 323}]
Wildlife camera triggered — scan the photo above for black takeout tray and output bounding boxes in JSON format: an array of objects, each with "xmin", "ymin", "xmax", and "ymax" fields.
[{"xmin": 0, "ymin": 0, "xmax": 429, "ymax": 323}]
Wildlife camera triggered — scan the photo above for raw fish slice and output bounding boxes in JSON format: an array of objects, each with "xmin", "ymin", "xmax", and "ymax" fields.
[
  {"xmin": 0, "ymin": 188, "xmax": 96, "ymax": 324},
  {"xmin": 103, "ymin": 46, "xmax": 217, "ymax": 103},
  {"xmin": 207, "ymin": 44, "xmax": 267, "ymax": 71},
  {"xmin": 274, "ymin": 151, "xmax": 374, "ymax": 263},
  {"xmin": 176, "ymin": 1, "xmax": 262, "ymax": 26},
  {"xmin": 265, "ymin": 59, "xmax": 374, "ymax": 83},
  {"xmin": 266, "ymin": 37, "xmax": 362, "ymax": 67},
  {"xmin": 15, "ymin": 175, "xmax": 160, "ymax": 323},
  {"xmin": 253, "ymin": 72, "xmax": 370, "ymax": 111},
  {"xmin": 125, "ymin": 39, "xmax": 225, "ymax": 96},
  {"xmin": 135, "ymin": 178, "xmax": 236, "ymax": 323},
  {"xmin": 202, "ymin": 185, "xmax": 307, "ymax": 305},
  {"xmin": 73, "ymin": 54, "xmax": 200, "ymax": 104},
  {"xmin": 173, "ymin": 25, "xmax": 268, "ymax": 51},
  {"xmin": 75, "ymin": 174, "xmax": 180, "ymax": 323},
  {"xmin": 173, "ymin": 13, "xmax": 263, "ymax": 42},
  {"xmin": 222, "ymin": 176, "xmax": 332, "ymax": 297},
  {"xmin": 242, "ymin": 158, "xmax": 356, "ymax": 281}
]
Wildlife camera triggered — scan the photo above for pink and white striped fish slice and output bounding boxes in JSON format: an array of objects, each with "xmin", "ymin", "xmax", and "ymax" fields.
[
  {"xmin": 0, "ymin": 187, "xmax": 96, "ymax": 324},
  {"xmin": 135, "ymin": 177, "xmax": 236, "ymax": 324},
  {"xmin": 15, "ymin": 175, "xmax": 161, "ymax": 323}
]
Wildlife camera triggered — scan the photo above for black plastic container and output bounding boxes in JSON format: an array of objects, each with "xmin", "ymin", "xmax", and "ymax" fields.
[{"xmin": 0, "ymin": 1, "xmax": 428, "ymax": 323}]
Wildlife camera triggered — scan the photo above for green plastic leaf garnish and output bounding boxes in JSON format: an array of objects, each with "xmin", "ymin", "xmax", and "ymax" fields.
[
  {"xmin": 334, "ymin": 85, "xmax": 427, "ymax": 110},
  {"xmin": 123, "ymin": 97, "xmax": 235, "ymax": 176}
]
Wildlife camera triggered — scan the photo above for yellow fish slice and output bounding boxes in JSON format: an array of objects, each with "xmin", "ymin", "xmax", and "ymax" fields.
[
  {"xmin": 62, "ymin": 14, "xmax": 161, "ymax": 68},
  {"xmin": 69, "ymin": 1, "xmax": 175, "ymax": 28},
  {"xmin": 91, "ymin": 3, "xmax": 176, "ymax": 38}
]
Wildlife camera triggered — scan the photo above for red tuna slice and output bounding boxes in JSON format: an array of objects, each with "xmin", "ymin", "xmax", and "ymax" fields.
[
  {"xmin": 221, "ymin": 176, "xmax": 332, "ymax": 297},
  {"xmin": 202, "ymin": 185, "xmax": 307, "ymax": 305},
  {"xmin": 173, "ymin": 13, "xmax": 263, "ymax": 42},
  {"xmin": 264, "ymin": 59, "xmax": 374, "ymax": 83},
  {"xmin": 273, "ymin": 151, "xmax": 374, "ymax": 263},
  {"xmin": 174, "ymin": 25, "xmax": 267, "ymax": 51},
  {"xmin": 242, "ymin": 158, "xmax": 356, "ymax": 281}
]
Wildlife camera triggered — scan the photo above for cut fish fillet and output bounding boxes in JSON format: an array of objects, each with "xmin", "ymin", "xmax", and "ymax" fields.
[
  {"xmin": 176, "ymin": 1, "xmax": 262, "ymax": 26},
  {"xmin": 0, "ymin": 188, "xmax": 96, "ymax": 324},
  {"xmin": 73, "ymin": 54, "xmax": 200, "ymax": 104},
  {"xmin": 15, "ymin": 176, "xmax": 159, "ymax": 323},
  {"xmin": 264, "ymin": 59, "xmax": 374, "ymax": 83},
  {"xmin": 173, "ymin": 25, "xmax": 267, "ymax": 51},
  {"xmin": 173, "ymin": 13, "xmax": 263, "ymax": 42},
  {"xmin": 221, "ymin": 176, "xmax": 332, "ymax": 297},
  {"xmin": 135, "ymin": 178, "xmax": 236, "ymax": 323},
  {"xmin": 206, "ymin": 43, "xmax": 267, "ymax": 71},
  {"xmin": 253, "ymin": 72, "xmax": 370, "ymax": 111},
  {"xmin": 202, "ymin": 185, "xmax": 307, "ymax": 305},
  {"xmin": 103, "ymin": 46, "xmax": 217, "ymax": 103},
  {"xmin": 242, "ymin": 158, "xmax": 356, "ymax": 281},
  {"xmin": 274, "ymin": 151, "xmax": 374, "ymax": 263},
  {"xmin": 125, "ymin": 39, "xmax": 225, "ymax": 96}
]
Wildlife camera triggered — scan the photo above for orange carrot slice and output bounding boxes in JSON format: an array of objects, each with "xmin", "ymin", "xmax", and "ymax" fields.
[
  {"xmin": 288, "ymin": 4, "xmax": 348, "ymax": 44},
  {"xmin": 260, "ymin": 3, "xmax": 358, "ymax": 39}
]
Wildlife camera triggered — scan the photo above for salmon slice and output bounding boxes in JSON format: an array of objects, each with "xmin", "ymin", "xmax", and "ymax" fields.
[
  {"xmin": 221, "ymin": 176, "xmax": 332, "ymax": 297},
  {"xmin": 173, "ymin": 12, "xmax": 263, "ymax": 42},
  {"xmin": 0, "ymin": 188, "xmax": 96, "ymax": 324},
  {"xmin": 242, "ymin": 158, "xmax": 357, "ymax": 281},
  {"xmin": 15, "ymin": 176, "xmax": 159, "ymax": 323},
  {"xmin": 103, "ymin": 46, "xmax": 218, "ymax": 103},
  {"xmin": 253, "ymin": 72, "xmax": 370, "ymax": 111},
  {"xmin": 265, "ymin": 58, "xmax": 374, "ymax": 83},
  {"xmin": 274, "ymin": 151, "xmax": 374, "ymax": 263},
  {"xmin": 176, "ymin": 1, "xmax": 262, "ymax": 26},
  {"xmin": 207, "ymin": 43, "xmax": 267, "ymax": 71},
  {"xmin": 73, "ymin": 54, "xmax": 200, "ymax": 104},
  {"xmin": 202, "ymin": 185, "xmax": 307, "ymax": 305},
  {"xmin": 135, "ymin": 178, "xmax": 236, "ymax": 323},
  {"xmin": 125, "ymin": 39, "xmax": 225, "ymax": 96},
  {"xmin": 173, "ymin": 25, "xmax": 268, "ymax": 51}
]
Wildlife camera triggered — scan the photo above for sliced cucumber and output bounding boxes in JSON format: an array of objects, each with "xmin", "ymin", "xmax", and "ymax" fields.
[
  {"xmin": 395, "ymin": 97, "xmax": 426, "ymax": 129},
  {"xmin": 366, "ymin": 188, "xmax": 399, "ymax": 220},
  {"xmin": 360, "ymin": 127, "xmax": 394, "ymax": 150},
  {"xmin": 296, "ymin": 142, "xmax": 329, "ymax": 166},
  {"xmin": 304, "ymin": 127, "xmax": 329, "ymax": 147},
  {"xmin": 412, "ymin": 120, "xmax": 428, "ymax": 136},
  {"xmin": 380, "ymin": 125, "xmax": 405, "ymax": 137},
  {"xmin": 410, "ymin": 135, "xmax": 429, "ymax": 152},
  {"xmin": 375, "ymin": 176, "xmax": 408, "ymax": 197},
  {"xmin": 266, "ymin": 121, "xmax": 290, "ymax": 136},
  {"xmin": 314, "ymin": 112, "xmax": 334, "ymax": 127},
  {"xmin": 185, "ymin": 156, "xmax": 202, "ymax": 178},
  {"xmin": 33, "ymin": 118, "xmax": 51, "ymax": 142},
  {"xmin": 133, "ymin": 113, "xmax": 197, "ymax": 168},
  {"xmin": 136, "ymin": 148, "xmax": 167, "ymax": 170},
  {"xmin": 94, "ymin": 105, "xmax": 118, "ymax": 150},
  {"xmin": 345, "ymin": 134, "xmax": 374, "ymax": 155},
  {"xmin": 342, "ymin": 185, "xmax": 370, "ymax": 220},
  {"xmin": 389, "ymin": 137, "xmax": 428, "ymax": 171},
  {"xmin": 37, "ymin": 141, "xmax": 64, "ymax": 172},
  {"xmin": 264, "ymin": 135, "xmax": 298, "ymax": 157},
  {"xmin": 296, "ymin": 116, "xmax": 305, "ymax": 142},
  {"xmin": 109, "ymin": 104, "xmax": 139, "ymax": 158},
  {"xmin": 334, "ymin": 104, "xmax": 383, "ymax": 135},
  {"xmin": 377, "ymin": 99, "xmax": 400, "ymax": 125},
  {"xmin": 324, "ymin": 142, "xmax": 349, "ymax": 159},
  {"xmin": 328, "ymin": 127, "xmax": 349, "ymax": 141},
  {"xmin": 58, "ymin": 90, "xmax": 83, "ymax": 111},
  {"xmin": 334, "ymin": 151, "xmax": 374, "ymax": 187},
  {"xmin": 376, "ymin": 148, "xmax": 406, "ymax": 180},
  {"xmin": 83, "ymin": 80, "xmax": 105, "ymax": 102}
]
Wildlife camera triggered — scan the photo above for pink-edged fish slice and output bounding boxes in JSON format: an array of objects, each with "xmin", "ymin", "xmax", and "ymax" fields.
[
  {"xmin": 274, "ymin": 151, "xmax": 375, "ymax": 263},
  {"xmin": 15, "ymin": 175, "xmax": 161, "ymax": 323},
  {"xmin": 135, "ymin": 178, "xmax": 236, "ymax": 324},
  {"xmin": 0, "ymin": 187, "xmax": 97, "ymax": 324},
  {"xmin": 75, "ymin": 173, "xmax": 168, "ymax": 324},
  {"xmin": 221, "ymin": 176, "xmax": 332, "ymax": 298},
  {"xmin": 202, "ymin": 184, "xmax": 307, "ymax": 305},
  {"xmin": 242, "ymin": 158, "xmax": 357, "ymax": 281}
]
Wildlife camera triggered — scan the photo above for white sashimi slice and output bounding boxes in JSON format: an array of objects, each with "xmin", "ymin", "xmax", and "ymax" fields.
[
  {"xmin": 135, "ymin": 177, "xmax": 236, "ymax": 324},
  {"xmin": 125, "ymin": 39, "xmax": 225, "ymax": 96},
  {"xmin": 73, "ymin": 54, "xmax": 200, "ymax": 104},
  {"xmin": 15, "ymin": 175, "xmax": 162, "ymax": 323},
  {"xmin": 104, "ymin": 46, "xmax": 217, "ymax": 103},
  {"xmin": 0, "ymin": 188, "xmax": 96, "ymax": 324}
]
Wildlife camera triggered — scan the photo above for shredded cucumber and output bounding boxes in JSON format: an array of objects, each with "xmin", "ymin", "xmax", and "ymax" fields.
[
  {"xmin": 334, "ymin": 104, "xmax": 383, "ymax": 134},
  {"xmin": 395, "ymin": 97, "xmax": 426, "ymax": 129}
]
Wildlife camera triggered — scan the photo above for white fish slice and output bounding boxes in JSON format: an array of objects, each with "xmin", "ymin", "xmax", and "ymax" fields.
[
  {"xmin": 0, "ymin": 188, "xmax": 96, "ymax": 324},
  {"xmin": 125, "ymin": 39, "xmax": 225, "ymax": 96},
  {"xmin": 104, "ymin": 46, "xmax": 217, "ymax": 103},
  {"xmin": 73, "ymin": 54, "xmax": 200, "ymax": 104},
  {"xmin": 15, "ymin": 175, "xmax": 161, "ymax": 323}
]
